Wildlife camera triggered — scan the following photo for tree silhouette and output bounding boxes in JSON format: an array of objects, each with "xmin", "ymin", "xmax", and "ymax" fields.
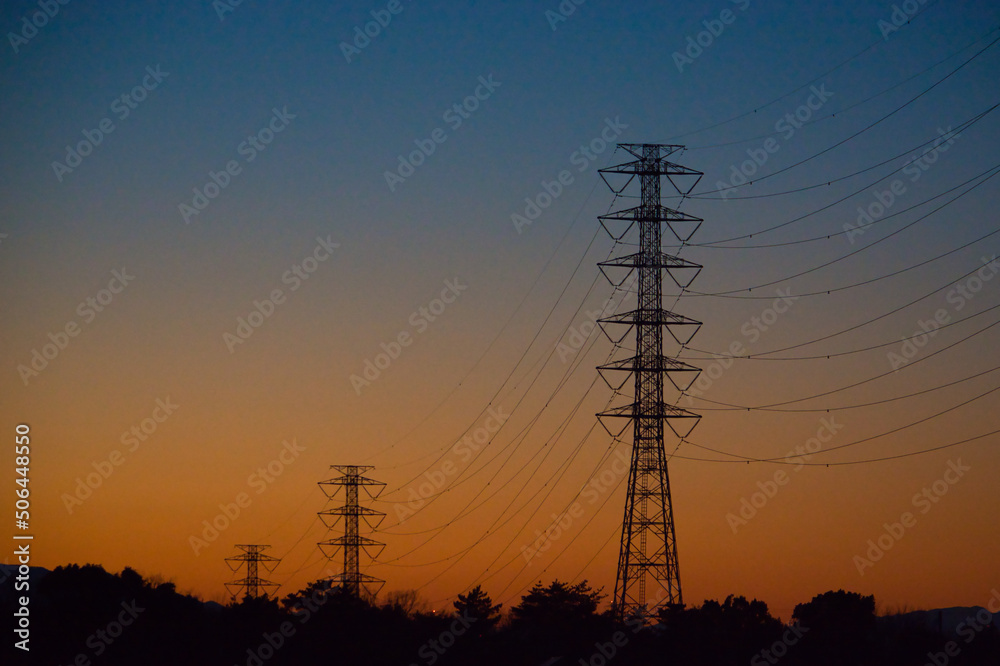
[
  {"xmin": 716, "ymin": 594, "xmax": 781, "ymax": 633},
  {"xmin": 508, "ymin": 579, "xmax": 611, "ymax": 661},
  {"xmin": 280, "ymin": 577, "xmax": 342, "ymax": 616},
  {"xmin": 511, "ymin": 579, "xmax": 606, "ymax": 621},
  {"xmin": 512, "ymin": 579, "xmax": 604, "ymax": 623},
  {"xmin": 454, "ymin": 584, "xmax": 501, "ymax": 633},
  {"xmin": 793, "ymin": 589, "xmax": 877, "ymax": 665},
  {"xmin": 652, "ymin": 594, "xmax": 783, "ymax": 666},
  {"xmin": 382, "ymin": 588, "xmax": 430, "ymax": 617},
  {"xmin": 8, "ymin": 564, "xmax": 1000, "ymax": 666}
]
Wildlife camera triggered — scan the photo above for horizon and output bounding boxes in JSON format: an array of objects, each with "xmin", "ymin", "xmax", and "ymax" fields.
[{"xmin": 6, "ymin": 561, "xmax": 1000, "ymax": 624}]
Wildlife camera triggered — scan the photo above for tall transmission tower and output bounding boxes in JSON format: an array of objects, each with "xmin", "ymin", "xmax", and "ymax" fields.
[
  {"xmin": 318, "ymin": 465, "xmax": 386, "ymax": 598},
  {"xmin": 595, "ymin": 143, "xmax": 704, "ymax": 620},
  {"xmin": 225, "ymin": 544, "xmax": 280, "ymax": 601}
]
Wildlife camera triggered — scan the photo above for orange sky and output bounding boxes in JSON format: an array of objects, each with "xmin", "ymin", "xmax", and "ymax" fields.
[{"xmin": 6, "ymin": 256, "xmax": 1000, "ymax": 620}]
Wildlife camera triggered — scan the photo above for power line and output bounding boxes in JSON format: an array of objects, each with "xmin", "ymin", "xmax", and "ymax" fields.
[
  {"xmin": 685, "ymin": 314, "xmax": 1000, "ymax": 410},
  {"xmin": 690, "ymin": 33, "xmax": 1000, "ymax": 197},
  {"xmin": 682, "ymin": 258, "xmax": 1000, "ymax": 361},
  {"xmin": 689, "ymin": 362, "xmax": 1000, "ymax": 412},
  {"xmin": 661, "ymin": 0, "xmax": 944, "ymax": 143},
  {"xmin": 685, "ymin": 109, "xmax": 994, "ymax": 220},
  {"xmin": 684, "ymin": 165, "xmax": 1000, "ymax": 297},
  {"xmin": 362, "ymin": 177, "xmax": 605, "ymax": 468},
  {"xmin": 675, "ymin": 427, "xmax": 1000, "ymax": 467},
  {"xmin": 684, "ymin": 25, "xmax": 999, "ymax": 151}
]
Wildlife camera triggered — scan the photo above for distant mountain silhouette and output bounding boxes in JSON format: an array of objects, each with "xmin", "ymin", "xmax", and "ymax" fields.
[{"xmin": 886, "ymin": 606, "xmax": 1000, "ymax": 637}]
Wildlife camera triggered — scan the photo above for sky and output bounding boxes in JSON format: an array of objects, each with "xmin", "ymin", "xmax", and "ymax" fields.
[{"xmin": 2, "ymin": 0, "xmax": 1000, "ymax": 620}]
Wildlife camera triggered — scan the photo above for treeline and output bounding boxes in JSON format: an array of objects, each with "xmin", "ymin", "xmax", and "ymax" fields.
[{"xmin": 4, "ymin": 564, "xmax": 999, "ymax": 665}]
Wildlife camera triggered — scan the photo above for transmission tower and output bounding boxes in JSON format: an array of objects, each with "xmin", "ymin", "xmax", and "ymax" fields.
[
  {"xmin": 595, "ymin": 143, "xmax": 704, "ymax": 620},
  {"xmin": 318, "ymin": 465, "xmax": 386, "ymax": 598},
  {"xmin": 225, "ymin": 544, "xmax": 280, "ymax": 601}
]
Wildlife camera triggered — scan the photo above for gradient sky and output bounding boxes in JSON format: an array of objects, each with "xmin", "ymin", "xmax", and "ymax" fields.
[{"xmin": 2, "ymin": 0, "xmax": 1000, "ymax": 620}]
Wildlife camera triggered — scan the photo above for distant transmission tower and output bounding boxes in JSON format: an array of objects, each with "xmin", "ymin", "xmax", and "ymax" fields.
[
  {"xmin": 225, "ymin": 544, "xmax": 280, "ymax": 601},
  {"xmin": 318, "ymin": 465, "xmax": 386, "ymax": 598},
  {"xmin": 596, "ymin": 144, "xmax": 704, "ymax": 620}
]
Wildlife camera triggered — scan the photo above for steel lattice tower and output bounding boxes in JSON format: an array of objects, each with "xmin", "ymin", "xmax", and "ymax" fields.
[
  {"xmin": 225, "ymin": 544, "xmax": 280, "ymax": 601},
  {"xmin": 596, "ymin": 144, "xmax": 705, "ymax": 620},
  {"xmin": 318, "ymin": 465, "xmax": 386, "ymax": 598}
]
